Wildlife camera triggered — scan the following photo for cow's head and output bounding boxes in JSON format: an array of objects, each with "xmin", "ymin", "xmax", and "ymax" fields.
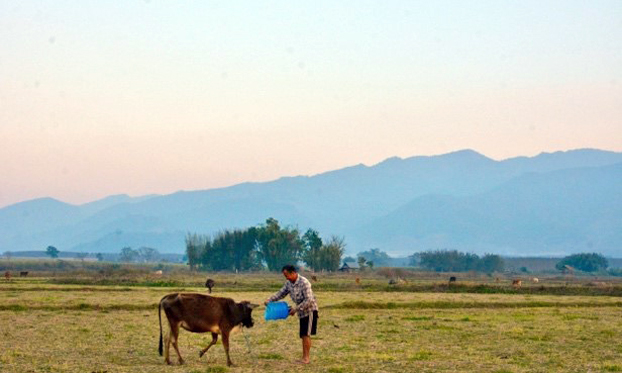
[{"xmin": 235, "ymin": 301, "xmax": 259, "ymax": 328}]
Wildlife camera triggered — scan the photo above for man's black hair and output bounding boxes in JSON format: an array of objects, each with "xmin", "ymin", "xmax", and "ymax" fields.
[{"xmin": 281, "ymin": 264, "xmax": 297, "ymax": 273}]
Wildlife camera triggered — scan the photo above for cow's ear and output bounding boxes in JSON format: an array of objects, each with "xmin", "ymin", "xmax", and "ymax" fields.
[{"xmin": 248, "ymin": 303, "xmax": 259, "ymax": 309}]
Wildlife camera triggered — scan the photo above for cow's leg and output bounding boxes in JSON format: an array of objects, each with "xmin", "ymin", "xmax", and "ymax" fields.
[
  {"xmin": 164, "ymin": 323, "xmax": 173, "ymax": 365},
  {"xmin": 222, "ymin": 331, "xmax": 233, "ymax": 366},
  {"xmin": 169, "ymin": 321, "xmax": 184, "ymax": 365},
  {"xmin": 199, "ymin": 332, "xmax": 218, "ymax": 358}
]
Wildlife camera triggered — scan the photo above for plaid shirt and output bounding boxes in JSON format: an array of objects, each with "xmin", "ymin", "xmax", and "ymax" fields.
[{"xmin": 267, "ymin": 274, "xmax": 318, "ymax": 318}]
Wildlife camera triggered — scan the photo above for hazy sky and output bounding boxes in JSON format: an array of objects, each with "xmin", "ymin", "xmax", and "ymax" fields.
[{"xmin": 1, "ymin": 1, "xmax": 621, "ymax": 208}]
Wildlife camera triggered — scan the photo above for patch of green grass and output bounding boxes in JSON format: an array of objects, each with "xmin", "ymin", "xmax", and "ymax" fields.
[
  {"xmin": 190, "ymin": 367, "xmax": 228, "ymax": 373},
  {"xmin": 402, "ymin": 316, "xmax": 433, "ymax": 321},
  {"xmin": 603, "ymin": 364, "xmax": 622, "ymax": 372},
  {"xmin": 331, "ymin": 300, "xmax": 622, "ymax": 310},
  {"xmin": 527, "ymin": 334, "xmax": 553, "ymax": 342},
  {"xmin": 344, "ymin": 315, "xmax": 365, "ymax": 322},
  {"xmin": 562, "ymin": 314, "xmax": 600, "ymax": 321},
  {"xmin": 409, "ymin": 350, "xmax": 432, "ymax": 361},
  {"xmin": 258, "ymin": 353, "xmax": 284, "ymax": 360}
]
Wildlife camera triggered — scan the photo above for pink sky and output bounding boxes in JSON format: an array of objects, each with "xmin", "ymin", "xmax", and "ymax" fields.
[{"xmin": 1, "ymin": 1, "xmax": 621, "ymax": 208}]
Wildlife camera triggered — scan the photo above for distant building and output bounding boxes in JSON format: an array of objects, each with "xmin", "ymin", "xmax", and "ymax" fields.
[{"xmin": 339, "ymin": 261, "xmax": 360, "ymax": 272}]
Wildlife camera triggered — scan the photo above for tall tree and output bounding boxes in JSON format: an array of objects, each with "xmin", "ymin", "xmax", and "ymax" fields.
[
  {"xmin": 555, "ymin": 253, "xmax": 608, "ymax": 272},
  {"xmin": 138, "ymin": 247, "xmax": 160, "ymax": 263},
  {"xmin": 256, "ymin": 218, "xmax": 303, "ymax": 272},
  {"xmin": 196, "ymin": 228, "xmax": 261, "ymax": 271},
  {"xmin": 357, "ymin": 256, "xmax": 367, "ymax": 269},
  {"xmin": 185, "ymin": 233, "xmax": 206, "ymax": 271},
  {"xmin": 343, "ymin": 256, "xmax": 356, "ymax": 263},
  {"xmin": 408, "ymin": 253, "xmax": 420, "ymax": 267},
  {"xmin": 479, "ymin": 254, "xmax": 505, "ymax": 273},
  {"xmin": 319, "ymin": 236, "xmax": 345, "ymax": 272},
  {"xmin": 357, "ymin": 248, "xmax": 391, "ymax": 267},
  {"xmin": 119, "ymin": 247, "xmax": 138, "ymax": 262},
  {"xmin": 232, "ymin": 227, "xmax": 262, "ymax": 271},
  {"xmin": 302, "ymin": 229, "xmax": 323, "ymax": 272},
  {"xmin": 46, "ymin": 246, "xmax": 59, "ymax": 259}
]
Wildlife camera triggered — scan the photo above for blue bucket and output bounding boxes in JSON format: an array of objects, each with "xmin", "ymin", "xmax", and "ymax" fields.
[{"xmin": 265, "ymin": 302, "xmax": 289, "ymax": 321}]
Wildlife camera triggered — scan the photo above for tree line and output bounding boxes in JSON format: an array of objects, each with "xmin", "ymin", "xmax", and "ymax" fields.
[
  {"xmin": 185, "ymin": 218, "xmax": 345, "ymax": 272},
  {"xmin": 555, "ymin": 252, "xmax": 609, "ymax": 272},
  {"xmin": 412, "ymin": 249, "xmax": 505, "ymax": 273},
  {"xmin": 41, "ymin": 245, "xmax": 163, "ymax": 263}
]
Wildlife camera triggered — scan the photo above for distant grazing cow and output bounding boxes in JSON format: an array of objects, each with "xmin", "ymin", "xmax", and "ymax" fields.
[
  {"xmin": 19, "ymin": 271, "xmax": 28, "ymax": 277},
  {"xmin": 311, "ymin": 275, "xmax": 318, "ymax": 282},
  {"xmin": 4, "ymin": 271, "xmax": 10, "ymax": 281},
  {"xmin": 531, "ymin": 277, "xmax": 539, "ymax": 283},
  {"xmin": 512, "ymin": 279, "xmax": 522, "ymax": 288},
  {"xmin": 154, "ymin": 270, "xmax": 163, "ymax": 277},
  {"xmin": 449, "ymin": 276, "xmax": 457, "ymax": 284},
  {"xmin": 158, "ymin": 293, "xmax": 257, "ymax": 366},
  {"xmin": 205, "ymin": 278, "xmax": 215, "ymax": 293},
  {"xmin": 355, "ymin": 277, "xmax": 361, "ymax": 285}
]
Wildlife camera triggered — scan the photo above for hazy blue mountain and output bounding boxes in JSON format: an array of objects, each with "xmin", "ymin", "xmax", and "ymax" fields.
[
  {"xmin": 0, "ymin": 198, "xmax": 84, "ymax": 248},
  {"xmin": 79, "ymin": 194, "xmax": 158, "ymax": 216},
  {"xmin": 354, "ymin": 163, "xmax": 622, "ymax": 256},
  {"xmin": 1, "ymin": 148, "xmax": 621, "ymax": 256}
]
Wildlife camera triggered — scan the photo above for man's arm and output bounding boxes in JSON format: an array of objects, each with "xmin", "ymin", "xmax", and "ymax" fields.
[
  {"xmin": 296, "ymin": 279, "xmax": 314, "ymax": 313},
  {"xmin": 265, "ymin": 283, "xmax": 289, "ymax": 304}
]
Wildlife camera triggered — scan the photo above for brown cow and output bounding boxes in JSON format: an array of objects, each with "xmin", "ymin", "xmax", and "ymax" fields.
[
  {"xmin": 512, "ymin": 279, "xmax": 522, "ymax": 288},
  {"xmin": 4, "ymin": 271, "xmax": 10, "ymax": 281},
  {"xmin": 158, "ymin": 293, "xmax": 257, "ymax": 366}
]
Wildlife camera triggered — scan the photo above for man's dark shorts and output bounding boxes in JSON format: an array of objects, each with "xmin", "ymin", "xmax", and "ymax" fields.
[{"xmin": 299, "ymin": 311, "xmax": 318, "ymax": 338}]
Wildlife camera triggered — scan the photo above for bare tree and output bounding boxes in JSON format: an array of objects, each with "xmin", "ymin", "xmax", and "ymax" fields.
[{"xmin": 138, "ymin": 247, "xmax": 160, "ymax": 263}]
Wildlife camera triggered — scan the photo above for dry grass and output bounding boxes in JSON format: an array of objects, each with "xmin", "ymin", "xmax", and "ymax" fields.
[{"xmin": 1, "ymin": 279, "xmax": 622, "ymax": 372}]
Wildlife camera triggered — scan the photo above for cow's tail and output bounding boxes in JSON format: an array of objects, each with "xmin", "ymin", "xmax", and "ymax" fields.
[{"xmin": 158, "ymin": 297, "xmax": 163, "ymax": 356}]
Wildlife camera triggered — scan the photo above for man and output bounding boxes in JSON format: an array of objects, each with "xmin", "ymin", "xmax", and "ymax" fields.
[{"xmin": 265, "ymin": 264, "xmax": 318, "ymax": 364}]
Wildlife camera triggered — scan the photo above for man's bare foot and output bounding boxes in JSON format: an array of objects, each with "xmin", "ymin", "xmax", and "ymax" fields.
[{"xmin": 294, "ymin": 359, "xmax": 310, "ymax": 364}]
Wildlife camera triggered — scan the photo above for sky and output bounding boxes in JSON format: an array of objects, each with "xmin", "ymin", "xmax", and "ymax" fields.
[{"xmin": 1, "ymin": 1, "xmax": 621, "ymax": 208}]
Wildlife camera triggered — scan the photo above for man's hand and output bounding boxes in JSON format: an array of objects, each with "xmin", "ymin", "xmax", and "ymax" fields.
[
  {"xmin": 264, "ymin": 299, "xmax": 270, "ymax": 306},
  {"xmin": 288, "ymin": 307, "xmax": 297, "ymax": 316}
]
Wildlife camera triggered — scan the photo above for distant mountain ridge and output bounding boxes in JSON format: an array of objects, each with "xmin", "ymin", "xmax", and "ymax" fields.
[{"xmin": 1, "ymin": 148, "xmax": 621, "ymax": 257}]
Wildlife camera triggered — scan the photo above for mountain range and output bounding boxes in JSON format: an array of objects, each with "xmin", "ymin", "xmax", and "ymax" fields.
[{"xmin": 1, "ymin": 148, "xmax": 621, "ymax": 257}]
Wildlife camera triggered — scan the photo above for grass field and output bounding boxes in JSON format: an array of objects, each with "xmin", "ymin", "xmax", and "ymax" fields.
[{"xmin": 1, "ymin": 272, "xmax": 622, "ymax": 372}]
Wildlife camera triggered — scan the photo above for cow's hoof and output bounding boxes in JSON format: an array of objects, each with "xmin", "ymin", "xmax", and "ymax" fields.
[
  {"xmin": 178, "ymin": 359, "xmax": 184, "ymax": 365},
  {"xmin": 165, "ymin": 360, "xmax": 172, "ymax": 365}
]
